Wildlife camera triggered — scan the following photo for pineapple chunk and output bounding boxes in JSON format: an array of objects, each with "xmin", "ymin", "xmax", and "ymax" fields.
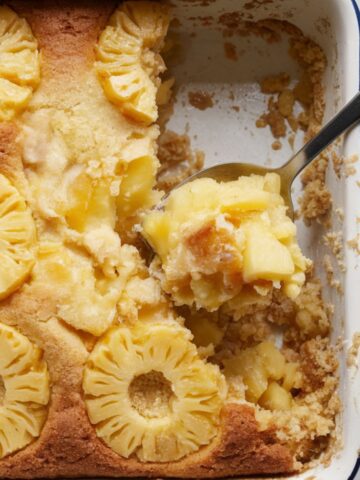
[
  {"xmin": 284, "ymin": 278, "xmax": 303, "ymax": 300},
  {"xmin": 64, "ymin": 174, "xmax": 116, "ymax": 233},
  {"xmin": 0, "ymin": 6, "xmax": 40, "ymax": 120},
  {"xmin": 102, "ymin": 69, "xmax": 144, "ymax": 103},
  {"xmin": 0, "ymin": 174, "xmax": 36, "ymax": 300},
  {"xmin": 263, "ymin": 172, "xmax": 281, "ymax": 193},
  {"xmin": 0, "ymin": 78, "xmax": 32, "ymax": 120},
  {"xmin": 221, "ymin": 189, "xmax": 271, "ymax": 214},
  {"xmin": 268, "ymin": 206, "xmax": 297, "ymax": 240},
  {"xmin": 243, "ymin": 222, "xmax": 295, "ymax": 282},
  {"xmin": 96, "ymin": 2, "xmax": 169, "ymax": 125},
  {"xmin": 259, "ymin": 382, "xmax": 292, "ymax": 410},
  {"xmin": 0, "ymin": 50, "xmax": 40, "ymax": 86},
  {"xmin": 121, "ymin": 83, "xmax": 157, "ymax": 124},
  {"xmin": 83, "ymin": 322, "xmax": 227, "ymax": 462},
  {"xmin": 115, "ymin": 135, "xmax": 161, "ymax": 233},
  {"xmin": 157, "ymin": 78, "xmax": 174, "ymax": 106},
  {"xmin": 224, "ymin": 349, "xmax": 268, "ymax": 403},
  {"xmin": 282, "ymin": 362, "xmax": 302, "ymax": 391},
  {"xmin": 0, "ymin": 323, "xmax": 49, "ymax": 458},
  {"xmin": 224, "ymin": 341, "xmax": 298, "ymax": 408},
  {"xmin": 166, "ymin": 178, "xmax": 220, "ymax": 219},
  {"xmin": 117, "ymin": 153, "xmax": 157, "ymax": 216},
  {"xmin": 123, "ymin": 2, "xmax": 170, "ymax": 48},
  {"xmin": 64, "ymin": 172, "xmax": 93, "ymax": 232},
  {"xmin": 142, "ymin": 211, "xmax": 173, "ymax": 260},
  {"xmin": 95, "ymin": 28, "xmax": 140, "ymax": 62},
  {"xmin": 257, "ymin": 341, "xmax": 286, "ymax": 380}
]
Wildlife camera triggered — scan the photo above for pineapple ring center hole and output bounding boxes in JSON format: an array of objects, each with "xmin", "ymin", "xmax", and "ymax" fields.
[
  {"xmin": 0, "ymin": 376, "xmax": 5, "ymax": 405},
  {"xmin": 129, "ymin": 371, "xmax": 175, "ymax": 419}
]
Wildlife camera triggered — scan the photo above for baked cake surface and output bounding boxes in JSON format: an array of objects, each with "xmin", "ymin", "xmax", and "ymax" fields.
[{"xmin": 0, "ymin": 1, "xmax": 338, "ymax": 478}]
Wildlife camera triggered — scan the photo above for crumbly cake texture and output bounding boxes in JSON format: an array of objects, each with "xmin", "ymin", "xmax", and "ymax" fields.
[
  {"xmin": 156, "ymin": 129, "xmax": 205, "ymax": 193},
  {"xmin": 0, "ymin": 2, "xmax": 338, "ymax": 479}
]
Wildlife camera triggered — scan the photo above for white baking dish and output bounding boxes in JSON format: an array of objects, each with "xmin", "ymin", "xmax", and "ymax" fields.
[{"xmin": 165, "ymin": 0, "xmax": 360, "ymax": 478}]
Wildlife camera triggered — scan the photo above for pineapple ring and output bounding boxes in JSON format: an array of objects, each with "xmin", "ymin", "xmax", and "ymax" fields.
[
  {"xmin": 0, "ymin": 322, "xmax": 50, "ymax": 459},
  {"xmin": 83, "ymin": 322, "xmax": 227, "ymax": 463},
  {"xmin": 95, "ymin": 1, "xmax": 169, "ymax": 125},
  {"xmin": 0, "ymin": 6, "xmax": 40, "ymax": 121},
  {"xmin": 0, "ymin": 174, "xmax": 37, "ymax": 300}
]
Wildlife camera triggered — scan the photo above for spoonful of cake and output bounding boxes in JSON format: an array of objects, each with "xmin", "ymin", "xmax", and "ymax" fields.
[{"xmin": 141, "ymin": 92, "xmax": 360, "ymax": 308}]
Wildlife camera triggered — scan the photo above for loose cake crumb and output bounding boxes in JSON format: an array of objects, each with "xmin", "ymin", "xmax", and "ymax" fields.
[
  {"xmin": 157, "ymin": 130, "xmax": 204, "ymax": 192},
  {"xmin": 299, "ymin": 179, "xmax": 332, "ymax": 224},
  {"xmin": 332, "ymin": 151, "xmax": 343, "ymax": 178},
  {"xmin": 335, "ymin": 207, "xmax": 344, "ymax": 222},
  {"xmin": 257, "ymin": 96, "xmax": 287, "ymax": 138},
  {"xmin": 323, "ymin": 255, "xmax": 343, "ymax": 293},
  {"xmin": 224, "ymin": 41, "xmax": 238, "ymax": 61},
  {"xmin": 260, "ymin": 73, "xmax": 290, "ymax": 93},
  {"xmin": 288, "ymin": 133, "xmax": 295, "ymax": 149},
  {"xmin": 272, "ymin": 140, "xmax": 282, "ymax": 150},
  {"xmin": 347, "ymin": 234, "xmax": 360, "ymax": 255},
  {"xmin": 344, "ymin": 154, "xmax": 358, "ymax": 177},
  {"xmin": 278, "ymin": 89, "xmax": 295, "ymax": 117},
  {"xmin": 188, "ymin": 90, "xmax": 214, "ymax": 110},
  {"xmin": 255, "ymin": 117, "xmax": 267, "ymax": 128},
  {"xmin": 347, "ymin": 333, "xmax": 360, "ymax": 368},
  {"xmin": 291, "ymin": 280, "xmax": 330, "ymax": 340},
  {"xmin": 323, "ymin": 231, "xmax": 345, "ymax": 272}
]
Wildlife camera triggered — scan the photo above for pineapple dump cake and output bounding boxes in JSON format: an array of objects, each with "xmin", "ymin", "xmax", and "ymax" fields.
[{"xmin": 0, "ymin": 1, "xmax": 339, "ymax": 479}]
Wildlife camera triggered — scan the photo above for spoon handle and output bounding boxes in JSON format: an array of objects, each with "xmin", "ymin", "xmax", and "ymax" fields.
[{"xmin": 280, "ymin": 91, "xmax": 360, "ymax": 183}]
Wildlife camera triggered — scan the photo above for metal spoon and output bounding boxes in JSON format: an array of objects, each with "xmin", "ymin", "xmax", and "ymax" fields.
[{"xmin": 164, "ymin": 91, "xmax": 360, "ymax": 219}]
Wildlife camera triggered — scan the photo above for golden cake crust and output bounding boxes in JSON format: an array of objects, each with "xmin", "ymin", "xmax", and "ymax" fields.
[{"xmin": 0, "ymin": 2, "xmax": 295, "ymax": 477}]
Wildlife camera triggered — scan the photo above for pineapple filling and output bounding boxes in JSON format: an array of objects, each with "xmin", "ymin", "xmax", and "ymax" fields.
[
  {"xmin": 0, "ymin": 377, "xmax": 5, "ymax": 406},
  {"xmin": 143, "ymin": 173, "xmax": 310, "ymax": 311},
  {"xmin": 129, "ymin": 371, "xmax": 175, "ymax": 419}
]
